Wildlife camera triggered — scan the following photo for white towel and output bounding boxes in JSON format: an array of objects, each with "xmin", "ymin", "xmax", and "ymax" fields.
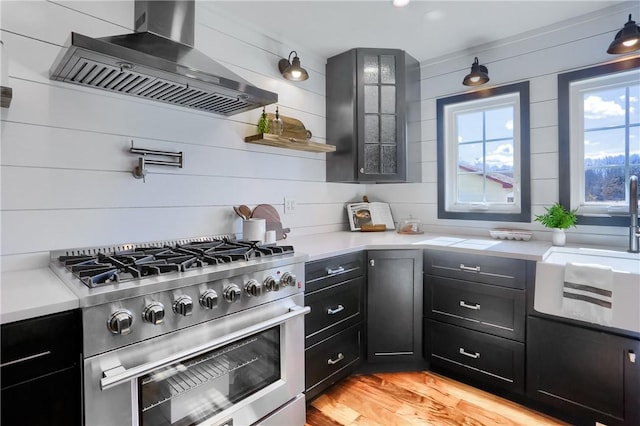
[{"xmin": 562, "ymin": 262, "xmax": 614, "ymax": 325}]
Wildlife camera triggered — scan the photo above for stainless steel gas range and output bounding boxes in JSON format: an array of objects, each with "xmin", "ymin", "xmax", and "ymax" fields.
[{"xmin": 50, "ymin": 236, "xmax": 309, "ymax": 426}]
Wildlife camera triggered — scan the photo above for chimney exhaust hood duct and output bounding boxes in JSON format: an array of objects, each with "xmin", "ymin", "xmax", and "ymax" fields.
[{"xmin": 50, "ymin": 0, "xmax": 277, "ymax": 116}]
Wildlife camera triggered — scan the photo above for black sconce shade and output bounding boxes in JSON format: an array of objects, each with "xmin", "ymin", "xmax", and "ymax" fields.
[
  {"xmin": 278, "ymin": 51, "xmax": 309, "ymax": 81},
  {"xmin": 607, "ymin": 14, "xmax": 640, "ymax": 54},
  {"xmin": 463, "ymin": 57, "xmax": 490, "ymax": 86}
]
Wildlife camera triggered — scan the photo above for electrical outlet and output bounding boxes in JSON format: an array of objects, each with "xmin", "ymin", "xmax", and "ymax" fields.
[{"xmin": 284, "ymin": 197, "xmax": 297, "ymax": 214}]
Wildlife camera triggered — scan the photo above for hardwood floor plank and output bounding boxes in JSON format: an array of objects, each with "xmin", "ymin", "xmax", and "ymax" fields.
[{"xmin": 306, "ymin": 371, "xmax": 568, "ymax": 426}]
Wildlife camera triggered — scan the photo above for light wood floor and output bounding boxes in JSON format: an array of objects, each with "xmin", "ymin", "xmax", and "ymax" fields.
[{"xmin": 305, "ymin": 371, "xmax": 568, "ymax": 426}]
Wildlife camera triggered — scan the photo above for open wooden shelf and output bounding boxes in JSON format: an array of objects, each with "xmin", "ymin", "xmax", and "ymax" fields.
[{"xmin": 245, "ymin": 133, "xmax": 336, "ymax": 153}]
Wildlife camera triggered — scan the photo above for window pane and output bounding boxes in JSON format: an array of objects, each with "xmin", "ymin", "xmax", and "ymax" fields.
[
  {"xmin": 486, "ymin": 172, "xmax": 515, "ymax": 203},
  {"xmin": 380, "ymin": 55, "xmax": 395, "ymax": 84},
  {"xmin": 485, "ymin": 140, "xmax": 514, "ymax": 172},
  {"xmin": 583, "ymin": 87, "xmax": 627, "ymax": 129},
  {"xmin": 381, "ymin": 145, "xmax": 397, "ymax": 174},
  {"xmin": 584, "ymin": 128, "xmax": 625, "ymax": 166},
  {"xmin": 584, "ymin": 167, "xmax": 625, "ymax": 202},
  {"xmin": 631, "ymin": 125, "xmax": 639, "ymax": 163},
  {"xmin": 363, "ymin": 55, "xmax": 378, "ymax": 84},
  {"xmin": 458, "ymin": 142, "xmax": 483, "ymax": 170},
  {"xmin": 364, "ymin": 85, "xmax": 378, "ymax": 113},
  {"xmin": 380, "ymin": 86, "xmax": 396, "ymax": 113},
  {"xmin": 631, "ymin": 85, "xmax": 640, "ymax": 125},
  {"xmin": 364, "ymin": 144, "xmax": 380, "ymax": 173},
  {"xmin": 457, "ymin": 173, "xmax": 484, "ymax": 202},
  {"xmin": 364, "ymin": 115, "xmax": 379, "ymax": 143},
  {"xmin": 456, "ymin": 111, "xmax": 483, "ymax": 142},
  {"xmin": 485, "ymin": 107, "xmax": 514, "ymax": 140},
  {"xmin": 381, "ymin": 115, "xmax": 396, "ymax": 143}
]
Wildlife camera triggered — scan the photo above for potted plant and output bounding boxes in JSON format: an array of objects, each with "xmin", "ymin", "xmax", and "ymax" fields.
[{"xmin": 534, "ymin": 202, "xmax": 578, "ymax": 246}]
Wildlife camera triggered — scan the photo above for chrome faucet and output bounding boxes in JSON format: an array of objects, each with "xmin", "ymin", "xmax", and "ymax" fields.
[{"xmin": 630, "ymin": 175, "xmax": 639, "ymax": 253}]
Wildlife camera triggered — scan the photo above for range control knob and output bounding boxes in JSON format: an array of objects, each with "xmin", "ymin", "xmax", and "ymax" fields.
[
  {"xmin": 224, "ymin": 284, "xmax": 242, "ymax": 303},
  {"xmin": 263, "ymin": 276, "xmax": 279, "ymax": 292},
  {"xmin": 245, "ymin": 279, "xmax": 262, "ymax": 297},
  {"xmin": 172, "ymin": 295, "xmax": 193, "ymax": 316},
  {"xmin": 142, "ymin": 302, "xmax": 165, "ymax": 325},
  {"xmin": 107, "ymin": 309, "xmax": 134, "ymax": 335},
  {"xmin": 280, "ymin": 272, "xmax": 297, "ymax": 288},
  {"xmin": 199, "ymin": 289, "xmax": 218, "ymax": 310}
]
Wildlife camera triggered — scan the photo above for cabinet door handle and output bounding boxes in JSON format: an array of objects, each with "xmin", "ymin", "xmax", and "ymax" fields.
[
  {"xmin": 327, "ymin": 353, "xmax": 345, "ymax": 365},
  {"xmin": 459, "ymin": 348, "xmax": 480, "ymax": 359},
  {"xmin": 369, "ymin": 259, "xmax": 375, "ymax": 267},
  {"xmin": 326, "ymin": 266, "xmax": 345, "ymax": 275},
  {"xmin": 459, "ymin": 300, "xmax": 481, "ymax": 310},
  {"xmin": 630, "ymin": 350, "xmax": 636, "ymax": 364},
  {"xmin": 327, "ymin": 305, "xmax": 345, "ymax": 315},
  {"xmin": 0, "ymin": 350, "xmax": 51, "ymax": 368},
  {"xmin": 459, "ymin": 264, "xmax": 480, "ymax": 272}
]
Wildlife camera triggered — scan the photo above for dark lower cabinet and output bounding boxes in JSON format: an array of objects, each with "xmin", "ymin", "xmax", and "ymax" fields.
[
  {"xmin": 1, "ymin": 310, "xmax": 82, "ymax": 426},
  {"xmin": 527, "ymin": 316, "xmax": 640, "ymax": 426}
]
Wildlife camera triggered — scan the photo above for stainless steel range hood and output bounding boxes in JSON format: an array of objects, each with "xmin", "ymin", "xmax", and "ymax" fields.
[{"xmin": 50, "ymin": 0, "xmax": 277, "ymax": 116}]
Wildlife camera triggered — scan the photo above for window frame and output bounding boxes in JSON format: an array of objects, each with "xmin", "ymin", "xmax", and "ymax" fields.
[
  {"xmin": 437, "ymin": 81, "xmax": 531, "ymax": 222},
  {"xmin": 558, "ymin": 57, "xmax": 640, "ymax": 227}
]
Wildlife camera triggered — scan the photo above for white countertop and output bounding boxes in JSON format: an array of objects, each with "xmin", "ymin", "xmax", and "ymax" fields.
[
  {"xmin": 1, "ymin": 268, "xmax": 79, "ymax": 324},
  {"xmin": 0, "ymin": 230, "xmax": 557, "ymax": 325}
]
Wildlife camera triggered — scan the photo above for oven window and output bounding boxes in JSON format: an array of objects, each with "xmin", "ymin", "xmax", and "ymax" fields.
[{"xmin": 139, "ymin": 326, "xmax": 280, "ymax": 426}]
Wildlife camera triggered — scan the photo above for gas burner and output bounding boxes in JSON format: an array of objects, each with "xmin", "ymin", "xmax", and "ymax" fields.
[{"xmin": 57, "ymin": 238, "xmax": 294, "ymax": 288}]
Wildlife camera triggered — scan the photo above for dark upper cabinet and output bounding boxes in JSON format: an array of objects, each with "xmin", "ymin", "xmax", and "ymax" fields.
[{"xmin": 326, "ymin": 48, "xmax": 421, "ymax": 183}]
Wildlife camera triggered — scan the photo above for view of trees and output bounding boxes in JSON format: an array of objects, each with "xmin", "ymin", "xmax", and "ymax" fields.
[{"xmin": 584, "ymin": 154, "xmax": 640, "ymax": 202}]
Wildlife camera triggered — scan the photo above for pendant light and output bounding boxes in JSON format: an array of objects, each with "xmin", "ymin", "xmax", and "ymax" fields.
[
  {"xmin": 607, "ymin": 14, "xmax": 640, "ymax": 54},
  {"xmin": 278, "ymin": 51, "xmax": 309, "ymax": 81},
  {"xmin": 462, "ymin": 57, "xmax": 490, "ymax": 86}
]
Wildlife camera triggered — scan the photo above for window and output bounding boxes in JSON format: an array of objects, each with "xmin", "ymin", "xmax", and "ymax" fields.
[
  {"xmin": 559, "ymin": 58, "xmax": 640, "ymax": 226},
  {"xmin": 437, "ymin": 82, "xmax": 530, "ymax": 222}
]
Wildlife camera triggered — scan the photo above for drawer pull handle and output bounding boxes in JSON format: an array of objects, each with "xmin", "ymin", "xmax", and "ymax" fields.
[
  {"xmin": 630, "ymin": 351, "xmax": 636, "ymax": 364},
  {"xmin": 459, "ymin": 301, "xmax": 481, "ymax": 310},
  {"xmin": 460, "ymin": 264, "xmax": 480, "ymax": 272},
  {"xmin": 0, "ymin": 350, "xmax": 51, "ymax": 368},
  {"xmin": 459, "ymin": 348, "xmax": 480, "ymax": 359},
  {"xmin": 327, "ymin": 305, "xmax": 345, "ymax": 315},
  {"xmin": 327, "ymin": 353, "xmax": 345, "ymax": 365},
  {"xmin": 326, "ymin": 266, "xmax": 345, "ymax": 275}
]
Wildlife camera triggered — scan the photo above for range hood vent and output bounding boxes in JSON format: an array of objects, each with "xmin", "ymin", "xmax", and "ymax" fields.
[{"xmin": 50, "ymin": 1, "xmax": 277, "ymax": 116}]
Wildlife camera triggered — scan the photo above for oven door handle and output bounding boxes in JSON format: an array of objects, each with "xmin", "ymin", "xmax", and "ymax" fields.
[{"xmin": 100, "ymin": 304, "xmax": 310, "ymax": 391}]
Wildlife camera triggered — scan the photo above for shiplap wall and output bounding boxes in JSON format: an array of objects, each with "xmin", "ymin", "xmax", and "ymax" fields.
[
  {"xmin": 0, "ymin": 0, "xmax": 364, "ymax": 271},
  {"xmin": 369, "ymin": 1, "xmax": 640, "ymax": 249}
]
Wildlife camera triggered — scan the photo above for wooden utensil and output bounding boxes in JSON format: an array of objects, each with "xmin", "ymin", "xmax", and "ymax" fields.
[
  {"xmin": 238, "ymin": 205, "xmax": 252, "ymax": 220},
  {"xmin": 233, "ymin": 206, "xmax": 247, "ymax": 220},
  {"xmin": 251, "ymin": 204, "xmax": 290, "ymax": 240}
]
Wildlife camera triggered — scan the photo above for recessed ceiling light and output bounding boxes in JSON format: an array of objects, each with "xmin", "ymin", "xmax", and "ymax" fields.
[{"xmin": 393, "ymin": 0, "xmax": 410, "ymax": 7}]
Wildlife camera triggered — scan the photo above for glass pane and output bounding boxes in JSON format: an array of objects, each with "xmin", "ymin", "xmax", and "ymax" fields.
[
  {"xmin": 381, "ymin": 115, "xmax": 396, "ymax": 143},
  {"xmin": 457, "ymin": 172, "xmax": 484, "ymax": 202},
  {"xmin": 485, "ymin": 106, "xmax": 514, "ymax": 140},
  {"xmin": 456, "ymin": 111, "xmax": 483, "ymax": 143},
  {"xmin": 364, "ymin": 85, "xmax": 378, "ymax": 113},
  {"xmin": 380, "ymin": 55, "xmax": 395, "ymax": 84},
  {"xmin": 363, "ymin": 55, "xmax": 379, "ymax": 84},
  {"xmin": 364, "ymin": 115, "xmax": 379, "ymax": 143},
  {"xmin": 630, "ymin": 84, "xmax": 640, "ymax": 125},
  {"xmin": 486, "ymin": 172, "xmax": 515, "ymax": 203},
  {"xmin": 485, "ymin": 140, "xmax": 514, "ymax": 172},
  {"xmin": 380, "ymin": 86, "xmax": 396, "ymax": 114},
  {"xmin": 584, "ymin": 167, "xmax": 625, "ymax": 202},
  {"xmin": 583, "ymin": 86, "xmax": 627, "ymax": 129},
  {"xmin": 382, "ymin": 145, "xmax": 397, "ymax": 174},
  {"xmin": 631, "ymin": 125, "xmax": 639, "ymax": 164},
  {"xmin": 364, "ymin": 144, "xmax": 380, "ymax": 173},
  {"xmin": 583, "ymin": 128, "xmax": 625, "ymax": 167},
  {"xmin": 458, "ymin": 142, "xmax": 483, "ymax": 171},
  {"xmin": 140, "ymin": 327, "xmax": 280, "ymax": 426}
]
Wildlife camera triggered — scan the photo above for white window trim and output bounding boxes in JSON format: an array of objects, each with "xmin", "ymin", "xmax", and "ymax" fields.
[
  {"xmin": 568, "ymin": 69, "xmax": 640, "ymax": 216},
  {"xmin": 443, "ymin": 92, "xmax": 522, "ymax": 214}
]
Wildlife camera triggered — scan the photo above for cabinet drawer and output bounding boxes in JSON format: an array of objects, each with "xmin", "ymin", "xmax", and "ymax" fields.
[
  {"xmin": 305, "ymin": 252, "xmax": 365, "ymax": 293},
  {"xmin": 425, "ymin": 276, "xmax": 525, "ymax": 341},
  {"xmin": 1, "ymin": 310, "xmax": 80, "ymax": 388},
  {"xmin": 305, "ymin": 277, "xmax": 364, "ymax": 347},
  {"xmin": 424, "ymin": 250, "xmax": 525, "ymax": 289},
  {"xmin": 427, "ymin": 320, "xmax": 524, "ymax": 394},
  {"xmin": 305, "ymin": 324, "xmax": 361, "ymax": 400}
]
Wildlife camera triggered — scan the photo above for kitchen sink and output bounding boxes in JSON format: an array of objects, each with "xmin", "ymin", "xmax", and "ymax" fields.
[{"xmin": 534, "ymin": 246, "xmax": 640, "ymax": 333}]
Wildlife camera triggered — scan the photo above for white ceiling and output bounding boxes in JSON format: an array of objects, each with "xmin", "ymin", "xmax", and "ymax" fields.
[{"xmin": 208, "ymin": 0, "xmax": 629, "ymax": 62}]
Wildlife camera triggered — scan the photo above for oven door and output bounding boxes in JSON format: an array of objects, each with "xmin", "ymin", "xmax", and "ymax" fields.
[{"xmin": 83, "ymin": 294, "xmax": 308, "ymax": 426}]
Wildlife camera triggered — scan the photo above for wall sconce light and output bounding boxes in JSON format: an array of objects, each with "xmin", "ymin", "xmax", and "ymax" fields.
[
  {"xmin": 278, "ymin": 51, "xmax": 309, "ymax": 81},
  {"xmin": 462, "ymin": 57, "xmax": 490, "ymax": 86},
  {"xmin": 607, "ymin": 14, "xmax": 640, "ymax": 54}
]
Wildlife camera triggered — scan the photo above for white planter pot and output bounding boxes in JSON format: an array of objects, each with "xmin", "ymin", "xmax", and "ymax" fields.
[{"xmin": 552, "ymin": 228, "xmax": 566, "ymax": 246}]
